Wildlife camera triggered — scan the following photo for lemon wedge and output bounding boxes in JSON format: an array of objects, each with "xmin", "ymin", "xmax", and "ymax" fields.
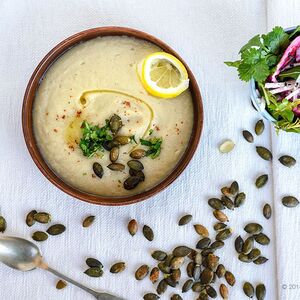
[{"xmin": 140, "ymin": 52, "xmax": 189, "ymax": 98}]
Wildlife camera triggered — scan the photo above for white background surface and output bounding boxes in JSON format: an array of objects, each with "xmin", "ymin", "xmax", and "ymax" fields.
[{"xmin": 0, "ymin": 0, "xmax": 299, "ymax": 299}]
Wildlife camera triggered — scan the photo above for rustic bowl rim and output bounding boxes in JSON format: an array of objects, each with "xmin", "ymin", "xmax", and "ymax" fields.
[{"xmin": 22, "ymin": 26, "xmax": 204, "ymax": 206}]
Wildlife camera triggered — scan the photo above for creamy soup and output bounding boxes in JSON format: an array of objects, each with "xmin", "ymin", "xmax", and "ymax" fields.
[{"xmin": 33, "ymin": 36, "xmax": 194, "ymax": 196}]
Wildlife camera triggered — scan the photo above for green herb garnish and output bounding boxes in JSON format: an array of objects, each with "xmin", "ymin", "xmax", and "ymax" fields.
[
  {"xmin": 140, "ymin": 137, "xmax": 162, "ymax": 159},
  {"xmin": 79, "ymin": 120, "xmax": 112, "ymax": 157}
]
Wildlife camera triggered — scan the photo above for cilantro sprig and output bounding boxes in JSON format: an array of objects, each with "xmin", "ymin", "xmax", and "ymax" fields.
[{"xmin": 140, "ymin": 137, "xmax": 162, "ymax": 159}]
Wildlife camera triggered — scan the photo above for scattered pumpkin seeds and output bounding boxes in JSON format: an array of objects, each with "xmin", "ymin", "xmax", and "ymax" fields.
[
  {"xmin": 182, "ymin": 279, "xmax": 193, "ymax": 293},
  {"xmin": 234, "ymin": 235, "xmax": 244, "ymax": 253},
  {"xmin": 178, "ymin": 214, "xmax": 192, "ymax": 226},
  {"xmin": 143, "ymin": 225, "xmax": 154, "ymax": 241},
  {"xmin": 282, "ymin": 196, "xmax": 299, "ymax": 207},
  {"xmin": 127, "ymin": 160, "xmax": 144, "ymax": 171},
  {"xmin": 243, "ymin": 282, "xmax": 254, "ymax": 298},
  {"xmin": 128, "ymin": 219, "xmax": 138, "ymax": 236},
  {"xmin": 25, "ymin": 210, "xmax": 37, "ymax": 227},
  {"xmin": 171, "ymin": 294, "xmax": 182, "ymax": 300},
  {"xmin": 107, "ymin": 163, "xmax": 125, "ymax": 171},
  {"xmin": 216, "ymin": 264, "xmax": 226, "ymax": 278},
  {"xmin": 143, "ymin": 293, "xmax": 160, "ymax": 300},
  {"xmin": 152, "ymin": 251, "xmax": 167, "ymax": 261},
  {"xmin": 278, "ymin": 155, "xmax": 296, "ymax": 167},
  {"xmin": 173, "ymin": 246, "xmax": 191, "ymax": 257},
  {"xmin": 200, "ymin": 268, "xmax": 214, "ymax": 284},
  {"xmin": 234, "ymin": 192, "xmax": 246, "ymax": 207},
  {"xmin": 124, "ymin": 176, "xmax": 140, "ymax": 190},
  {"xmin": 130, "ymin": 149, "xmax": 146, "ymax": 159},
  {"xmin": 219, "ymin": 139, "xmax": 235, "ymax": 153},
  {"xmin": 219, "ymin": 283, "xmax": 229, "ymax": 299},
  {"xmin": 92, "ymin": 162, "xmax": 103, "ymax": 178},
  {"xmin": 256, "ymin": 283, "xmax": 266, "ymax": 300},
  {"xmin": 255, "ymin": 174, "xmax": 268, "ymax": 188},
  {"xmin": 213, "ymin": 210, "xmax": 228, "ymax": 222},
  {"xmin": 156, "ymin": 279, "xmax": 168, "ymax": 295},
  {"xmin": 263, "ymin": 203, "xmax": 272, "ymax": 219},
  {"xmin": 254, "ymin": 233, "xmax": 270, "ymax": 245},
  {"xmin": 224, "ymin": 271, "xmax": 235, "ymax": 286},
  {"xmin": 84, "ymin": 267, "xmax": 103, "ymax": 277},
  {"xmin": 56, "ymin": 279, "xmax": 67, "ymax": 290},
  {"xmin": 34, "ymin": 212, "xmax": 51, "ymax": 224},
  {"xmin": 243, "ymin": 130, "xmax": 254, "ymax": 143},
  {"xmin": 194, "ymin": 224, "xmax": 209, "ymax": 237},
  {"xmin": 253, "ymin": 256, "xmax": 268, "ymax": 265},
  {"xmin": 196, "ymin": 237, "xmax": 211, "ymax": 249},
  {"xmin": 32, "ymin": 231, "xmax": 48, "ymax": 242},
  {"xmin": 170, "ymin": 257, "xmax": 185, "ymax": 269},
  {"xmin": 82, "ymin": 215, "xmax": 95, "ymax": 228},
  {"xmin": 46, "ymin": 224, "xmax": 66, "ymax": 236},
  {"xmin": 86, "ymin": 258, "xmax": 103, "ymax": 268},
  {"xmin": 244, "ymin": 223, "xmax": 262, "ymax": 235},
  {"xmin": 256, "ymin": 146, "xmax": 272, "ymax": 161},
  {"xmin": 221, "ymin": 196, "xmax": 235, "ymax": 210},
  {"xmin": 109, "ymin": 147, "xmax": 119, "ymax": 163},
  {"xmin": 229, "ymin": 181, "xmax": 239, "ymax": 196},
  {"xmin": 150, "ymin": 267, "xmax": 159, "ymax": 284},
  {"xmin": 208, "ymin": 198, "xmax": 225, "ymax": 210},
  {"xmin": 135, "ymin": 265, "xmax": 149, "ymax": 280},
  {"xmin": 213, "ymin": 222, "xmax": 227, "ymax": 232},
  {"xmin": 242, "ymin": 237, "xmax": 254, "ymax": 255},
  {"xmin": 255, "ymin": 119, "xmax": 265, "ymax": 135},
  {"xmin": 113, "ymin": 135, "xmax": 131, "ymax": 145},
  {"xmin": 216, "ymin": 228, "xmax": 233, "ymax": 241},
  {"xmin": 109, "ymin": 114, "xmax": 122, "ymax": 134},
  {"xmin": 110, "ymin": 262, "xmax": 125, "ymax": 274}
]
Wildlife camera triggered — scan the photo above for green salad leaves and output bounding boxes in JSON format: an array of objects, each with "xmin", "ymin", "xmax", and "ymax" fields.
[{"xmin": 140, "ymin": 137, "xmax": 163, "ymax": 159}]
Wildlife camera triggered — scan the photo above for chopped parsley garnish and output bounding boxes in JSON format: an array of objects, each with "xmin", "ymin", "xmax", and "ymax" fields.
[
  {"xmin": 79, "ymin": 120, "xmax": 112, "ymax": 157},
  {"xmin": 140, "ymin": 137, "xmax": 162, "ymax": 159}
]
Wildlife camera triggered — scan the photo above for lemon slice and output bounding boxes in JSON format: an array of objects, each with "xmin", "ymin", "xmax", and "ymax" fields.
[{"xmin": 140, "ymin": 52, "xmax": 189, "ymax": 98}]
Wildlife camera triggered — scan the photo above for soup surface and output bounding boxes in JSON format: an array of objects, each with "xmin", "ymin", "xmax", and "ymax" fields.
[{"xmin": 33, "ymin": 36, "xmax": 194, "ymax": 196}]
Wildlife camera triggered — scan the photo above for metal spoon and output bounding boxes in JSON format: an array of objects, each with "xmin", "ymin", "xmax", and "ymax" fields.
[{"xmin": 0, "ymin": 236, "xmax": 125, "ymax": 300}]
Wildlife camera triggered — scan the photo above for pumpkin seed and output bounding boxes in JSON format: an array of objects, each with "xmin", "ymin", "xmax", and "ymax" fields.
[
  {"xmin": 210, "ymin": 240, "xmax": 225, "ymax": 250},
  {"xmin": 0, "ymin": 216, "xmax": 7, "ymax": 233},
  {"xmin": 82, "ymin": 215, "xmax": 95, "ymax": 228},
  {"xmin": 150, "ymin": 267, "xmax": 159, "ymax": 283},
  {"xmin": 32, "ymin": 231, "xmax": 48, "ymax": 242},
  {"xmin": 221, "ymin": 186, "xmax": 232, "ymax": 197},
  {"xmin": 244, "ymin": 223, "xmax": 262, "ymax": 234},
  {"xmin": 173, "ymin": 246, "xmax": 191, "ymax": 257},
  {"xmin": 182, "ymin": 279, "xmax": 193, "ymax": 293},
  {"xmin": 86, "ymin": 258, "xmax": 103, "ymax": 268},
  {"xmin": 194, "ymin": 252, "xmax": 203, "ymax": 265},
  {"xmin": 219, "ymin": 283, "xmax": 229, "ymax": 299},
  {"xmin": 171, "ymin": 294, "xmax": 183, "ymax": 300},
  {"xmin": 243, "ymin": 130, "xmax": 254, "ymax": 143},
  {"xmin": 103, "ymin": 140, "xmax": 120, "ymax": 151},
  {"xmin": 164, "ymin": 254, "xmax": 173, "ymax": 267},
  {"xmin": 248, "ymin": 248, "xmax": 261, "ymax": 260},
  {"xmin": 254, "ymin": 233, "xmax": 270, "ymax": 245},
  {"xmin": 256, "ymin": 283, "xmax": 266, "ymax": 300},
  {"xmin": 279, "ymin": 155, "xmax": 296, "ymax": 167},
  {"xmin": 201, "ymin": 248, "xmax": 214, "ymax": 256},
  {"xmin": 219, "ymin": 139, "xmax": 235, "ymax": 153},
  {"xmin": 109, "ymin": 114, "xmax": 122, "ymax": 134},
  {"xmin": 156, "ymin": 279, "xmax": 167, "ymax": 295},
  {"xmin": 243, "ymin": 282, "xmax": 254, "ymax": 298},
  {"xmin": 213, "ymin": 210, "xmax": 228, "ymax": 222},
  {"xmin": 143, "ymin": 293, "xmax": 160, "ymax": 300},
  {"xmin": 135, "ymin": 264, "xmax": 149, "ymax": 280},
  {"xmin": 193, "ymin": 264, "xmax": 201, "ymax": 280},
  {"xmin": 143, "ymin": 225, "xmax": 154, "ymax": 241},
  {"xmin": 152, "ymin": 251, "xmax": 167, "ymax": 261},
  {"xmin": 107, "ymin": 163, "xmax": 125, "ymax": 171},
  {"xmin": 158, "ymin": 262, "xmax": 170, "ymax": 274},
  {"xmin": 56, "ymin": 279, "xmax": 67, "ymax": 289},
  {"xmin": 128, "ymin": 219, "xmax": 138, "ymax": 236},
  {"xmin": 216, "ymin": 228, "xmax": 233, "ymax": 241},
  {"xmin": 255, "ymin": 174, "xmax": 268, "ymax": 188},
  {"xmin": 255, "ymin": 119, "xmax": 265, "ymax": 135},
  {"xmin": 229, "ymin": 181, "xmax": 239, "ymax": 196},
  {"xmin": 93, "ymin": 162, "xmax": 103, "ymax": 178},
  {"xmin": 234, "ymin": 192, "xmax": 246, "ymax": 207},
  {"xmin": 109, "ymin": 147, "xmax": 119, "ymax": 162},
  {"xmin": 242, "ymin": 237, "xmax": 254, "ymax": 255},
  {"xmin": 256, "ymin": 146, "xmax": 272, "ymax": 161},
  {"xmin": 127, "ymin": 160, "xmax": 144, "ymax": 171},
  {"xmin": 221, "ymin": 196, "xmax": 235, "ymax": 210},
  {"xmin": 178, "ymin": 214, "xmax": 192, "ymax": 226},
  {"xmin": 194, "ymin": 224, "xmax": 209, "ymax": 237},
  {"xmin": 110, "ymin": 262, "xmax": 125, "ymax": 273},
  {"xmin": 214, "ymin": 222, "xmax": 227, "ymax": 231},
  {"xmin": 208, "ymin": 198, "xmax": 225, "ymax": 210},
  {"xmin": 216, "ymin": 264, "xmax": 226, "ymax": 278},
  {"xmin": 263, "ymin": 203, "xmax": 272, "ymax": 219},
  {"xmin": 282, "ymin": 196, "xmax": 299, "ymax": 207},
  {"xmin": 192, "ymin": 282, "xmax": 203, "ymax": 292},
  {"xmin": 170, "ymin": 256, "xmax": 184, "ymax": 269},
  {"xmin": 200, "ymin": 268, "xmax": 214, "ymax": 284},
  {"xmin": 238, "ymin": 253, "xmax": 252, "ymax": 263},
  {"xmin": 84, "ymin": 267, "xmax": 103, "ymax": 277},
  {"xmin": 34, "ymin": 212, "xmax": 51, "ymax": 224},
  {"xmin": 186, "ymin": 262, "xmax": 194, "ymax": 277},
  {"xmin": 235, "ymin": 235, "xmax": 244, "ymax": 253},
  {"xmin": 26, "ymin": 210, "xmax": 37, "ymax": 227},
  {"xmin": 46, "ymin": 224, "xmax": 66, "ymax": 236},
  {"xmin": 253, "ymin": 256, "xmax": 268, "ymax": 265},
  {"xmin": 198, "ymin": 290, "xmax": 209, "ymax": 300},
  {"xmin": 165, "ymin": 277, "xmax": 177, "ymax": 287},
  {"xmin": 224, "ymin": 271, "xmax": 235, "ymax": 286},
  {"xmin": 207, "ymin": 253, "xmax": 219, "ymax": 271},
  {"xmin": 129, "ymin": 169, "xmax": 145, "ymax": 181},
  {"xmin": 124, "ymin": 176, "xmax": 140, "ymax": 190},
  {"xmin": 196, "ymin": 237, "xmax": 211, "ymax": 249},
  {"xmin": 130, "ymin": 149, "xmax": 146, "ymax": 159},
  {"xmin": 113, "ymin": 135, "xmax": 131, "ymax": 145},
  {"xmin": 206, "ymin": 285, "xmax": 217, "ymax": 298},
  {"xmin": 171, "ymin": 268, "xmax": 181, "ymax": 283}
]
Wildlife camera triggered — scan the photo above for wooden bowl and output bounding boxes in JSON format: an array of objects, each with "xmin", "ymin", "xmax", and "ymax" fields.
[{"xmin": 22, "ymin": 27, "xmax": 203, "ymax": 206}]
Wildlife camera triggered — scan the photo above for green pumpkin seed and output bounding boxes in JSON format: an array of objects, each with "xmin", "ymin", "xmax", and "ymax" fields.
[
  {"xmin": 254, "ymin": 233, "xmax": 270, "ymax": 245},
  {"xmin": 216, "ymin": 264, "xmax": 226, "ymax": 278},
  {"xmin": 164, "ymin": 254, "xmax": 173, "ymax": 267},
  {"xmin": 256, "ymin": 283, "xmax": 266, "ymax": 300},
  {"xmin": 143, "ymin": 293, "xmax": 160, "ymax": 300},
  {"xmin": 170, "ymin": 257, "xmax": 184, "ymax": 269},
  {"xmin": 182, "ymin": 279, "xmax": 193, "ymax": 293},
  {"xmin": 253, "ymin": 256, "xmax": 268, "ymax": 265},
  {"xmin": 279, "ymin": 155, "xmax": 296, "ymax": 167},
  {"xmin": 56, "ymin": 279, "xmax": 67, "ymax": 289},
  {"xmin": 152, "ymin": 251, "xmax": 167, "ymax": 261},
  {"xmin": 206, "ymin": 285, "xmax": 217, "ymax": 298},
  {"xmin": 34, "ymin": 212, "xmax": 51, "ymax": 224},
  {"xmin": 216, "ymin": 228, "xmax": 233, "ymax": 241},
  {"xmin": 213, "ymin": 222, "xmax": 227, "ymax": 231},
  {"xmin": 156, "ymin": 279, "xmax": 167, "ymax": 295},
  {"xmin": 158, "ymin": 262, "xmax": 170, "ymax": 274},
  {"xmin": 255, "ymin": 119, "xmax": 265, "ymax": 135},
  {"xmin": 150, "ymin": 267, "xmax": 159, "ymax": 283},
  {"xmin": 0, "ymin": 216, "xmax": 7, "ymax": 233},
  {"xmin": 186, "ymin": 262, "xmax": 194, "ymax": 277},
  {"xmin": 244, "ymin": 223, "xmax": 262, "ymax": 234},
  {"xmin": 194, "ymin": 224, "xmax": 209, "ymax": 237},
  {"xmin": 128, "ymin": 219, "xmax": 138, "ymax": 236},
  {"xmin": 243, "ymin": 282, "xmax": 254, "ymax": 298},
  {"xmin": 109, "ymin": 114, "xmax": 122, "ymax": 134},
  {"xmin": 219, "ymin": 283, "xmax": 229, "ymax": 299},
  {"xmin": 110, "ymin": 262, "xmax": 125, "ymax": 273},
  {"xmin": 143, "ymin": 225, "xmax": 154, "ymax": 241},
  {"xmin": 32, "ymin": 231, "xmax": 48, "ymax": 242},
  {"xmin": 225, "ymin": 271, "xmax": 235, "ymax": 286},
  {"xmin": 255, "ymin": 174, "xmax": 268, "ymax": 188},
  {"xmin": 109, "ymin": 147, "xmax": 119, "ymax": 162},
  {"xmin": 263, "ymin": 203, "xmax": 272, "ymax": 219},
  {"xmin": 84, "ymin": 267, "xmax": 103, "ymax": 277},
  {"xmin": 221, "ymin": 196, "xmax": 235, "ymax": 210},
  {"xmin": 234, "ymin": 192, "xmax": 246, "ymax": 207},
  {"xmin": 130, "ymin": 149, "xmax": 146, "ymax": 159},
  {"xmin": 200, "ymin": 268, "xmax": 214, "ymax": 284},
  {"xmin": 127, "ymin": 160, "xmax": 144, "ymax": 171},
  {"xmin": 242, "ymin": 237, "xmax": 254, "ymax": 254},
  {"xmin": 173, "ymin": 246, "xmax": 191, "ymax": 257},
  {"xmin": 82, "ymin": 215, "xmax": 95, "ymax": 228},
  {"xmin": 86, "ymin": 258, "xmax": 103, "ymax": 268},
  {"xmin": 229, "ymin": 181, "xmax": 239, "ymax": 196},
  {"xmin": 210, "ymin": 240, "xmax": 224, "ymax": 250},
  {"xmin": 248, "ymin": 248, "xmax": 261, "ymax": 260},
  {"xmin": 113, "ymin": 135, "xmax": 131, "ymax": 145},
  {"xmin": 26, "ymin": 210, "xmax": 37, "ymax": 227},
  {"xmin": 171, "ymin": 294, "xmax": 183, "ymax": 300},
  {"xmin": 238, "ymin": 253, "xmax": 252, "ymax": 263},
  {"xmin": 196, "ymin": 237, "xmax": 211, "ymax": 249},
  {"xmin": 103, "ymin": 140, "xmax": 120, "ymax": 151},
  {"xmin": 282, "ymin": 196, "xmax": 299, "ymax": 207},
  {"xmin": 256, "ymin": 146, "xmax": 272, "ymax": 161},
  {"xmin": 243, "ymin": 130, "xmax": 254, "ymax": 143},
  {"xmin": 235, "ymin": 235, "xmax": 244, "ymax": 253},
  {"xmin": 93, "ymin": 162, "xmax": 103, "ymax": 178},
  {"xmin": 124, "ymin": 176, "xmax": 140, "ymax": 190},
  {"xmin": 171, "ymin": 268, "xmax": 181, "ymax": 283},
  {"xmin": 135, "ymin": 264, "xmax": 149, "ymax": 280},
  {"xmin": 213, "ymin": 210, "xmax": 228, "ymax": 222},
  {"xmin": 178, "ymin": 214, "xmax": 192, "ymax": 226},
  {"xmin": 192, "ymin": 282, "xmax": 203, "ymax": 292},
  {"xmin": 107, "ymin": 163, "xmax": 125, "ymax": 171},
  {"xmin": 46, "ymin": 224, "xmax": 66, "ymax": 236},
  {"xmin": 193, "ymin": 264, "xmax": 201, "ymax": 280},
  {"xmin": 208, "ymin": 198, "xmax": 225, "ymax": 210}
]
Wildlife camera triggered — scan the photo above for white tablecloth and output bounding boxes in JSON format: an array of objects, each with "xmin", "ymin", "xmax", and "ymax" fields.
[{"xmin": 0, "ymin": 0, "xmax": 299, "ymax": 299}]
